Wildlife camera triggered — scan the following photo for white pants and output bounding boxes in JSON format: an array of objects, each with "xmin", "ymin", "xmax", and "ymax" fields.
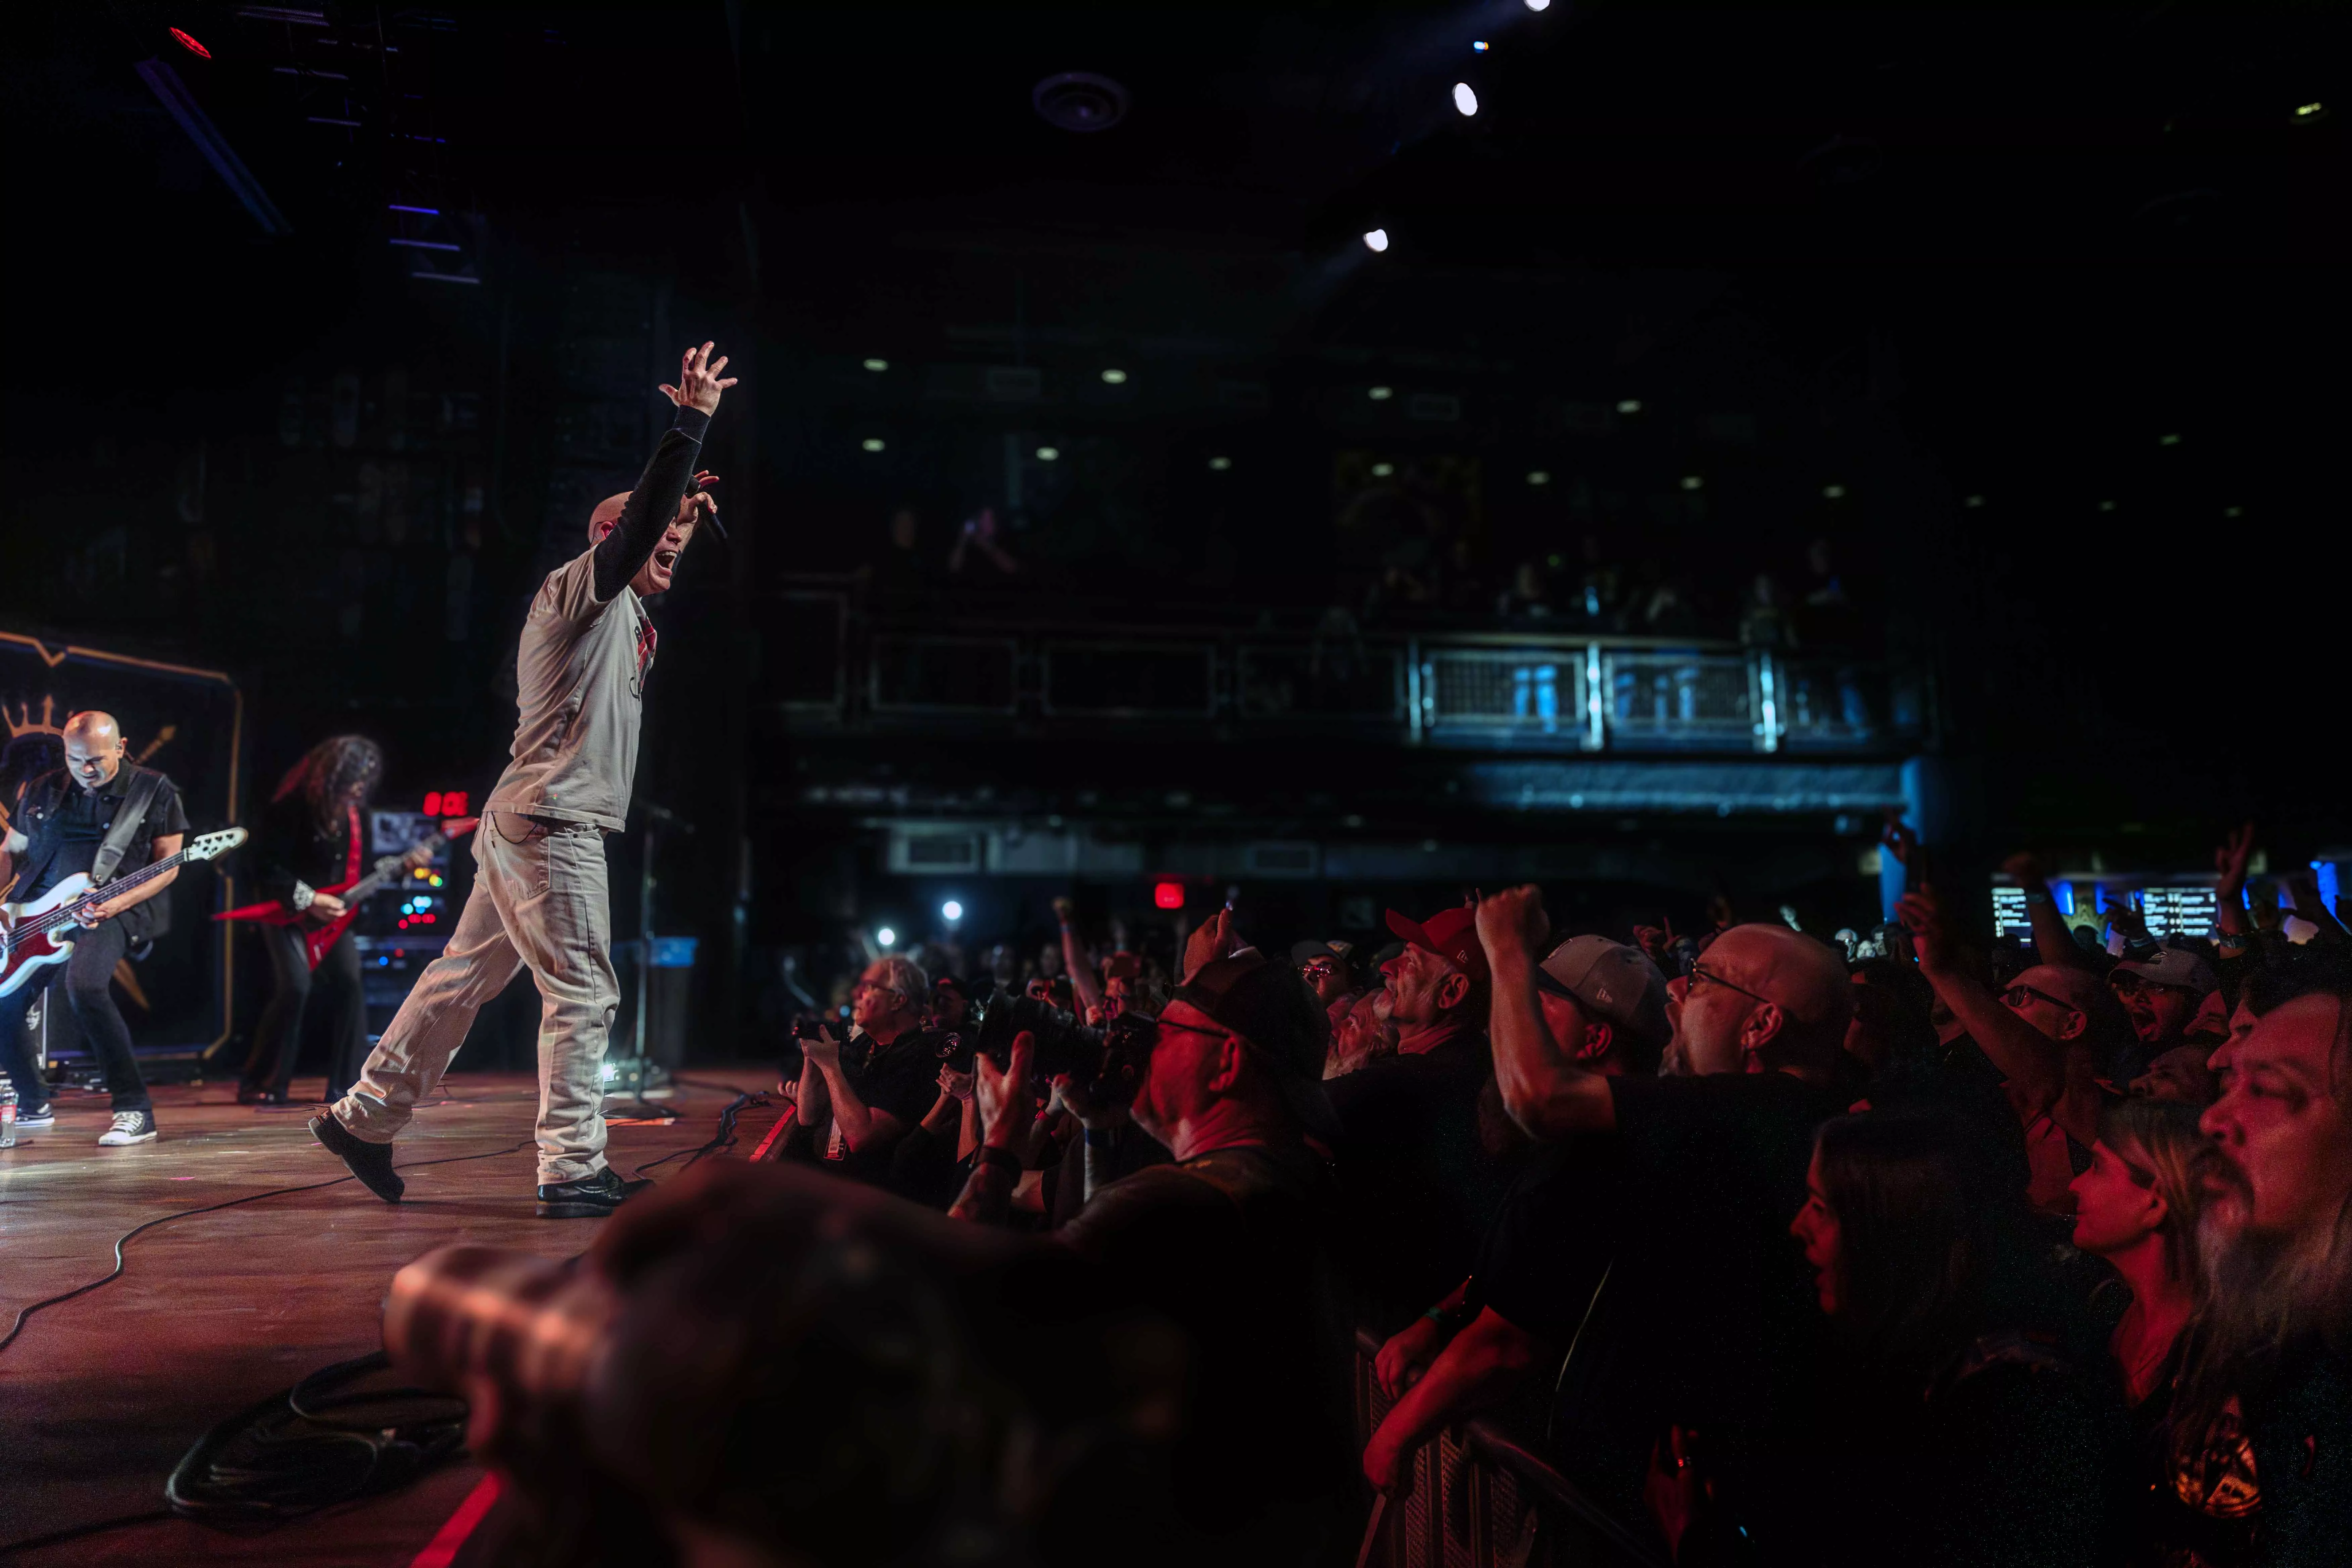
[{"xmin": 332, "ymin": 818, "xmax": 617, "ymax": 1185}]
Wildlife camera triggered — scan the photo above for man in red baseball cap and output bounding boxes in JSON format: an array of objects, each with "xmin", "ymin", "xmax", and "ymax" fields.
[{"xmin": 1323, "ymin": 900, "xmax": 1513, "ymax": 1316}]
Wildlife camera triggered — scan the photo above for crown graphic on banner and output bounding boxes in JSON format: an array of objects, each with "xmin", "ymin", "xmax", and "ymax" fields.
[{"xmin": 3, "ymin": 695, "xmax": 63, "ymax": 740}]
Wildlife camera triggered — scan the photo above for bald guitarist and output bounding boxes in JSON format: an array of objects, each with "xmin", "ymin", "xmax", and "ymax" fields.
[{"xmin": 0, "ymin": 711, "xmax": 189, "ymax": 1146}]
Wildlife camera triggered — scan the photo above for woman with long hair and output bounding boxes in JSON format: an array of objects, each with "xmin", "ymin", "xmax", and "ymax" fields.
[
  {"xmin": 1786, "ymin": 1108, "xmax": 2128, "ymax": 1564},
  {"xmin": 239, "ymin": 736, "xmax": 404, "ymax": 1106}
]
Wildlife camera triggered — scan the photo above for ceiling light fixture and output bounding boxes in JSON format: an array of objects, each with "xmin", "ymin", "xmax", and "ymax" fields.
[
  {"xmin": 1453, "ymin": 83, "xmax": 1479, "ymax": 117},
  {"xmin": 1362, "ymin": 228, "xmax": 1390, "ymax": 253}
]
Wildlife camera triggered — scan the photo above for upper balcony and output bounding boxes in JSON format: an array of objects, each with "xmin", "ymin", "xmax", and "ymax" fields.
[{"xmin": 762, "ymin": 582, "xmax": 1933, "ymax": 760}]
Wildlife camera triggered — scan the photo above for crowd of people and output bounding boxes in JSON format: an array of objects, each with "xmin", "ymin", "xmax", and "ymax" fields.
[{"xmin": 748, "ymin": 824, "xmax": 2352, "ymax": 1566}]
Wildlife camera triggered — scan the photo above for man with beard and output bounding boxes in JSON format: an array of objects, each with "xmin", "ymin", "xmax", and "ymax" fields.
[{"xmin": 2171, "ymin": 982, "xmax": 2352, "ymax": 1565}]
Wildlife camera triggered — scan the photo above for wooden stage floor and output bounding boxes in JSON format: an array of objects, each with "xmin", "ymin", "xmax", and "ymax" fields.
[{"xmin": 0, "ymin": 1070, "xmax": 782, "ymax": 1566}]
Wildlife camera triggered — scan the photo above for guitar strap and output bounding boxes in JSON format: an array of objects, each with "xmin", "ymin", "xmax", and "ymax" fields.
[
  {"xmin": 91, "ymin": 767, "xmax": 165, "ymax": 887},
  {"xmin": 345, "ymin": 805, "xmax": 363, "ymax": 882}
]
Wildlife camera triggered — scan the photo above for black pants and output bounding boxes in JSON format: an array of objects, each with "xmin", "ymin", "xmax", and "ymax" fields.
[
  {"xmin": 0, "ymin": 917, "xmax": 151, "ymax": 1113},
  {"xmin": 243, "ymin": 924, "xmax": 369, "ymax": 1102}
]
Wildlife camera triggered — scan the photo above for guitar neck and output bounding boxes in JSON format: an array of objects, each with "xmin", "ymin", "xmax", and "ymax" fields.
[
  {"xmin": 91, "ymin": 849, "xmax": 188, "ymax": 901},
  {"xmin": 346, "ymin": 835, "xmax": 445, "ymax": 905}
]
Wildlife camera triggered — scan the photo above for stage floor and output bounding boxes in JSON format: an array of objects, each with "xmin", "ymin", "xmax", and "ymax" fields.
[{"xmin": 0, "ymin": 1070, "xmax": 783, "ymax": 1565}]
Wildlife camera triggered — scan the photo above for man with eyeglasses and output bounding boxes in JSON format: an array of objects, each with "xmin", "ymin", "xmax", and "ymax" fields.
[
  {"xmin": 1463, "ymin": 886, "xmax": 1854, "ymax": 1536},
  {"xmin": 2107, "ymin": 947, "xmax": 2219, "ymax": 1086},
  {"xmin": 951, "ymin": 922, "xmax": 1352, "ymax": 1561},
  {"xmin": 1897, "ymin": 888, "xmax": 2124, "ymax": 1215},
  {"xmin": 793, "ymin": 954, "xmax": 948, "ymax": 1193},
  {"xmin": 1291, "ymin": 939, "xmax": 1357, "ymax": 1014}
]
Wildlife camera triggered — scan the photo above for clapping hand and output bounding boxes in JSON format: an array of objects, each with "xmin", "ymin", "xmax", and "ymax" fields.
[
  {"xmin": 658, "ymin": 342, "xmax": 737, "ymax": 415},
  {"xmin": 937, "ymin": 1064, "xmax": 974, "ymax": 1104},
  {"xmin": 974, "ymin": 1030, "xmax": 1036, "ymax": 1148},
  {"xmin": 798, "ymin": 1023, "xmax": 841, "ymax": 1071}
]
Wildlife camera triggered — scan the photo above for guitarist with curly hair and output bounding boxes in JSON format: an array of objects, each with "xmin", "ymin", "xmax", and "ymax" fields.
[{"xmin": 236, "ymin": 736, "xmax": 433, "ymax": 1108}]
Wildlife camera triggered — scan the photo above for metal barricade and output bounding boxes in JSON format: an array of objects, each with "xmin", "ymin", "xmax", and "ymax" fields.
[{"xmin": 1351, "ymin": 1330, "xmax": 1667, "ymax": 1568}]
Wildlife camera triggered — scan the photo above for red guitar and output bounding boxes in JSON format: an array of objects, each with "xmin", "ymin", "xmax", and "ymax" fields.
[{"xmin": 213, "ymin": 818, "xmax": 478, "ymax": 970}]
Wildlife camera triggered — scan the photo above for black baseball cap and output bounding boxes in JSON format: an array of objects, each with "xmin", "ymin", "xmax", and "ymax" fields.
[{"xmin": 1169, "ymin": 951, "xmax": 1340, "ymax": 1141}]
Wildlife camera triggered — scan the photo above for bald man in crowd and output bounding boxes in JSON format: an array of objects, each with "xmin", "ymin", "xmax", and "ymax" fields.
[
  {"xmin": 311, "ymin": 343, "xmax": 736, "ymax": 1218},
  {"xmin": 0, "ymin": 710, "xmax": 189, "ymax": 1145},
  {"xmin": 1424, "ymin": 888, "xmax": 1851, "ymax": 1530},
  {"xmin": 1897, "ymin": 886, "xmax": 2131, "ymax": 1214}
]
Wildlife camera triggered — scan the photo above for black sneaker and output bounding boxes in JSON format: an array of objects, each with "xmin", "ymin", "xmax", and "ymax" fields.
[
  {"xmin": 535, "ymin": 1167, "xmax": 653, "ymax": 1219},
  {"xmin": 309, "ymin": 1113, "xmax": 404, "ymax": 1203},
  {"xmin": 14, "ymin": 1104, "xmax": 55, "ymax": 1130},
  {"xmin": 98, "ymin": 1110, "xmax": 158, "ymax": 1146}
]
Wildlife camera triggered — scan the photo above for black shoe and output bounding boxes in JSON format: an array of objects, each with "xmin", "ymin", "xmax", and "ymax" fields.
[
  {"xmin": 535, "ymin": 1167, "xmax": 652, "ymax": 1219},
  {"xmin": 235, "ymin": 1083, "xmax": 264, "ymax": 1105},
  {"xmin": 309, "ymin": 1113, "xmax": 404, "ymax": 1203}
]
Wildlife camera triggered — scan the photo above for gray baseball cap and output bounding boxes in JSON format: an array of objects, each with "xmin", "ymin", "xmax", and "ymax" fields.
[
  {"xmin": 2110, "ymin": 947, "xmax": 2218, "ymax": 996},
  {"xmin": 1536, "ymin": 934, "xmax": 1673, "ymax": 1054}
]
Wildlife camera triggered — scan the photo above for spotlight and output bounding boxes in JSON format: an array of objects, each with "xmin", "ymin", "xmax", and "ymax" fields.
[
  {"xmin": 941, "ymin": 900, "xmax": 964, "ymax": 923},
  {"xmin": 1525, "ymin": 0, "xmax": 1551, "ymax": 11},
  {"xmin": 862, "ymin": 357, "xmax": 888, "ymax": 372},
  {"xmin": 1153, "ymin": 881, "xmax": 1185, "ymax": 911},
  {"xmin": 2097, "ymin": 500, "xmax": 2117, "ymax": 512},
  {"xmin": 2158, "ymin": 432, "xmax": 2182, "ymax": 446},
  {"xmin": 1368, "ymin": 385, "xmax": 1394, "ymax": 401},
  {"xmin": 1372, "ymin": 462, "xmax": 1395, "ymax": 478},
  {"xmin": 1453, "ymin": 83, "xmax": 1479, "ymax": 117},
  {"xmin": 2293, "ymin": 102, "xmax": 2326, "ymax": 124},
  {"xmin": 1208, "ymin": 455, "xmax": 1232, "ymax": 471},
  {"xmin": 1527, "ymin": 470, "xmax": 1551, "ymax": 486},
  {"xmin": 1100, "ymin": 368, "xmax": 1128, "ymax": 384},
  {"xmin": 1362, "ymin": 228, "xmax": 1390, "ymax": 253},
  {"xmin": 170, "ymin": 27, "xmax": 212, "ymax": 58},
  {"xmin": 1616, "ymin": 398, "xmax": 1642, "ymax": 414},
  {"xmin": 1473, "ymin": 41, "xmax": 1490, "ymax": 53},
  {"xmin": 1822, "ymin": 484, "xmax": 1846, "ymax": 499},
  {"xmin": 861, "ymin": 437, "xmax": 886, "ymax": 452},
  {"xmin": 1680, "ymin": 475, "xmax": 1704, "ymax": 491},
  {"xmin": 1036, "ymin": 445, "xmax": 1060, "ymax": 461},
  {"xmin": 2223, "ymin": 505, "xmax": 2243, "ymax": 518},
  {"xmin": 1963, "ymin": 494, "xmax": 1986, "ymax": 508},
  {"xmin": 876, "ymin": 926, "xmax": 897, "ymax": 948}
]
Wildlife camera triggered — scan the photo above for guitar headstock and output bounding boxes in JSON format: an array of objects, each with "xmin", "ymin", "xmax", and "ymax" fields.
[{"xmin": 186, "ymin": 826, "xmax": 249, "ymax": 863}]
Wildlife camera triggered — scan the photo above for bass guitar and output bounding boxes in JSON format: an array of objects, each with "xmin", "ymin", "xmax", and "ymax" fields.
[
  {"xmin": 212, "ymin": 817, "xmax": 478, "ymax": 970},
  {"xmin": 0, "ymin": 827, "xmax": 250, "ymax": 998}
]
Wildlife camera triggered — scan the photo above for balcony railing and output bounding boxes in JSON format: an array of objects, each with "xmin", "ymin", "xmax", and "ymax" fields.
[{"xmin": 760, "ymin": 588, "xmax": 1930, "ymax": 756}]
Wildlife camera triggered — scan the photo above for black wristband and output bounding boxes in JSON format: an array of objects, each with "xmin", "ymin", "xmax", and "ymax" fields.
[
  {"xmin": 978, "ymin": 1145, "xmax": 1021, "ymax": 1180},
  {"xmin": 1083, "ymin": 1126, "xmax": 1115, "ymax": 1149}
]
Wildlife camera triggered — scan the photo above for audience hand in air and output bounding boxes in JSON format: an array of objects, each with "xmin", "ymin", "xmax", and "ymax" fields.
[
  {"xmin": 1472, "ymin": 883, "xmax": 1549, "ymax": 964},
  {"xmin": 1631, "ymin": 916, "xmax": 1674, "ymax": 964},
  {"xmin": 937, "ymin": 1064, "xmax": 975, "ymax": 1104},
  {"xmin": 1894, "ymin": 889, "xmax": 1953, "ymax": 972},
  {"xmin": 2214, "ymin": 822, "xmax": 2257, "ymax": 898},
  {"xmin": 975, "ymin": 1029, "xmax": 1036, "ymax": 1147},
  {"xmin": 1880, "ymin": 811, "xmax": 1917, "ymax": 866},
  {"xmin": 1181, "ymin": 908, "xmax": 1237, "ymax": 983},
  {"xmin": 657, "ymin": 342, "xmax": 737, "ymax": 416}
]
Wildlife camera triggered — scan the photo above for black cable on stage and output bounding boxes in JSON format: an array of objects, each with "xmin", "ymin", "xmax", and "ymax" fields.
[
  {"xmin": 631, "ymin": 1090, "xmax": 764, "ymax": 1176},
  {"xmin": 0, "ymin": 1136, "xmax": 535, "ymax": 1359}
]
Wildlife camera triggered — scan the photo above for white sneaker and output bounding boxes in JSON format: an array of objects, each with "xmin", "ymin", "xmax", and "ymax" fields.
[{"xmin": 98, "ymin": 1110, "xmax": 157, "ymax": 1146}]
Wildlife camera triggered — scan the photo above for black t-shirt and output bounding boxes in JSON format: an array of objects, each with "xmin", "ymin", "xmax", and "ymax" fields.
[
  {"xmin": 1325, "ymin": 1026, "xmax": 1518, "ymax": 1317},
  {"xmin": 1059, "ymin": 1141, "xmax": 1351, "ymax": 1554},
  {"xmin": 1473, "ymin": 1136, "xmax": 1627, "ymax": 1351},
  {"xmin": 255, "ymin": 789, "xmax": 364, "ymax": 904},
  {"xmin": 1530, "ymin": 1073, "xmax": 1842, "ymax": 1521},
  {"xmin": 12, "ymin": 767, "xmax": 191, "ymax": 896},
  {"xmin": 824, "ymin": 1027, "xmax": 948, "ymax": 1187}
]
